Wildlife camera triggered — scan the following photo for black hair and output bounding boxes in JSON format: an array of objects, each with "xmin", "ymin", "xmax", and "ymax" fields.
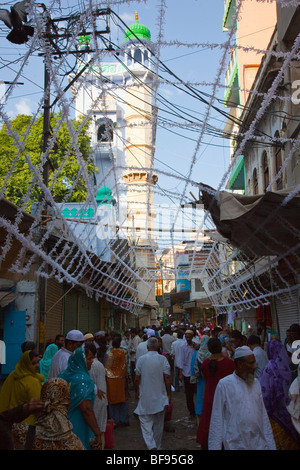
[
  {"xmin": 112, "ymin": 335, "xmax": 121, "ymax": 348},
  {"xmin": 207, "ymin": 338, "xmax": 222, "ymax": 376},
  {"xmin": 177, "ymin": 330, "xmax": 184, "ymax": 339},
  {"xmin": 21, "ymin": 341, "xmax": 36, "ymax": 353},
  {"xmin": 290, "ymin": 323, "xmax": 300, "ymax": 333},
  {"xmin": 97, "ymin": 337, "xmax": 107, "ymax": 346},
  {"xmin": 247, "ymin": 335, "xmax": 261, "ymax": 346},
  {"xmin": 29, "ymin": 350, "xmax": 39, "ymax": 361},
  {"xmin": 85, "ymin": 343, "xmax": 97, "ymax": 356},
  {"xmin": 230, "ymin": 330, "xmax": 242, "ymax": 340}
]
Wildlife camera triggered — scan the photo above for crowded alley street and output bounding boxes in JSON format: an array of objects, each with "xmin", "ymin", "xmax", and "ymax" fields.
[{"xmin": 1, "ymin": 0, "xmax": 300, "ymax": 455}]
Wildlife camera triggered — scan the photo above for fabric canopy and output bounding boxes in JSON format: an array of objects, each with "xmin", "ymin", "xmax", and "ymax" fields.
[
  {"xmin": 200, "ymin": 183, "xmax": 300, "ymax": 257},
  {"xmin": 0, "ymin": 291, "xmax": 18, "ymax": 308}
]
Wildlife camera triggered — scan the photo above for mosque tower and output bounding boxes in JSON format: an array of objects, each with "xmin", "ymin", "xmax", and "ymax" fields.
[
  {"xmin": 120, "ymin": 13, "xmax": 158, "ymax": 245},
  {"xmin": 72, "ymin": 14, "xmax": 159, "ymax": 324},
  {"xmin": 119, "ymin": 13, "xmax": 159, "ymax": 322}
]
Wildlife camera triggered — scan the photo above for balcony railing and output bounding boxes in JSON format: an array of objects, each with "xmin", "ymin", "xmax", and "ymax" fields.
[{"xmin": 225, "ymin": 47, "xmax": 237, "ymax": 87}]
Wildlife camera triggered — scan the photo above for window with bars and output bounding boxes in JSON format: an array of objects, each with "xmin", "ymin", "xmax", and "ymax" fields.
[
  {"xmin": 262, "ymin": 151, "xmax": 269, "ymax": 192},
  {"xmin": 253, "ymin": 168, "xmax": 258, "ymax": 195}
]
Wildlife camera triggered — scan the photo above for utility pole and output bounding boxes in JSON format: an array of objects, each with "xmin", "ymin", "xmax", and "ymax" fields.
[
  {"xmin": 38, "ymin": 7, "xmax": 51, "ymax": 350},
  {"xmin": 42, "ymin": 9, "xmax": 51, "ymax": 192},
  {"xmin": 40, "ymin": 6, "xmax": 111, "ymax": 196},
  {"xmin": 36, "ymin": 5, "xmax": 111, "ymax": 350}
]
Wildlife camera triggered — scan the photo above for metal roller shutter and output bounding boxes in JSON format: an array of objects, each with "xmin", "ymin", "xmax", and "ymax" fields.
[
  {"xmin": 275, "ymin": 293, "xmax": 300, "ymax": 342},
  {"xmin": 78, "ymin": 293, "xmax": 100, "ymax": 334},
  {"xmin": 45, "ymin": 278, "xmax": 63, "ymax": 342},
  {"xmin": 88, "ymin": 296, "xmax": 100, "ymax": 333},
  {"xmin": 78, "ymin": 294, "xmax": 89, "ymax": 333},
  {"xmin": 63, "ymin": 290, "xmax": 77, "ymax": 335}
]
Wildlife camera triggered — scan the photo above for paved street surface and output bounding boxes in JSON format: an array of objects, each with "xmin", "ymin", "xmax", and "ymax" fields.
[{"xmin": 111, "ymin": 387, "xmax": 201, "ymax": 451}]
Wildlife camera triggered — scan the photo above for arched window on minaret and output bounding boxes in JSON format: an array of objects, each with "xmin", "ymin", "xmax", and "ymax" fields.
[
  {"xmin": 134, "ymin": 48, "xmax": 142, "ymax": 63},
  {"xmin": 144, "ymin": 50, "xmax": 149, "ymax": 66},
  {"xmin": 97, "ymin": 119, "xmax": 113, "ymax": 143}
]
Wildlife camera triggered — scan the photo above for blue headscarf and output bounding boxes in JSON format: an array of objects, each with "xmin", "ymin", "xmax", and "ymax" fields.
[
  {"xmin": 191, "ymin": 335, "xmax": 211, "ymax": 381},
  {"xmin": 58, "ymin": 348, "xmax": 95, "ymax": 411},
  {"xmin": 40, "ymin": 343, "xmax": 58, "ymax": 382},
  {"xmin": 218, "ymin": 334, "xmax": 230, "ymax": 346}
]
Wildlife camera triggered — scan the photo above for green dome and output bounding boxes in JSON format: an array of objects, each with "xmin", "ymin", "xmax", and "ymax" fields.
[
  {"xmin": 95, "ymin": 185, "xmax": 116, "ymax": 205},
  {"xmin": 125, "ymin": 13, "xmax": 151, "ymax": 42}
]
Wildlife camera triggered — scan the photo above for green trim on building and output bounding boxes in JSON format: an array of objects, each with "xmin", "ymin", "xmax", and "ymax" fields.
[
  {"xmin": 228, "ymin": 154, "xmax": 245, "ymax": 190},
  {"xmin": 223, "ymin": 0, "xmax": 237, "ymax": 31},
  {"xmin": 224, "ymin": 63, "xmax": 239, "ymax": 106},
  {"xmin": 95, "ymin": 185, "xmax": 116, "ymax": 206}
]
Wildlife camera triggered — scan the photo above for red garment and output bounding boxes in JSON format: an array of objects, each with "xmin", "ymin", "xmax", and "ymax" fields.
[{"xmin": 196, "ymin": 357, "xmax": 235, "ymax": 449}]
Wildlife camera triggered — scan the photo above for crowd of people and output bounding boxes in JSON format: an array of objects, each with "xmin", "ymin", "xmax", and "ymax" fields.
[{"xmin": 0, "ymin": 320, "xmax": 299, "ymax": 450}]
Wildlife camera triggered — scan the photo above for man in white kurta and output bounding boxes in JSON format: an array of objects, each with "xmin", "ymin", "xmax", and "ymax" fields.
[
  {"xmin": 136, "ymin": 329, "xmax": 156, "ymax": 362},
  {"xmin": 48, "ymin": 330, "xmax": 84, "ymax": 379},
  {"xmin": 89, "ymin": 355, "xmax": 108, "ymax": 449},
  {"xmin": 208, "ymin": 346, "xmax": 276, "ymax": 450},
  {"xmin": 134, "ymin": 337, "xmax": 171, "ymax": 450}
]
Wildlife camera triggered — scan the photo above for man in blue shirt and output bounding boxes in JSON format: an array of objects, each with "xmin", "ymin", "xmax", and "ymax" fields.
[{"xmin": 178, "ymin": 330, "xmax": 197, "ymax": 418}]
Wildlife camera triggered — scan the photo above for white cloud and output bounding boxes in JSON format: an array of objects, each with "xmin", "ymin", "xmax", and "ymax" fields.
[{"xmin": 15, "ymin": 98, "xmax": 32, "ymax": 115}]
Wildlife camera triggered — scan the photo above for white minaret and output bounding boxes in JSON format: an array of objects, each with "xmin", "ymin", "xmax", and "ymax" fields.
[
  {"xmin": 119, "ymin": 13, "xmax": 159, "ymax": 322},
  {"xmin": 72, "ymin": 15, "xmax": 159, "ymax": 323}
]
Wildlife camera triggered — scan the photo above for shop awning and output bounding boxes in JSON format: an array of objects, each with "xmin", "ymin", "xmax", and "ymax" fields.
[{"xmin": 200, "ymin": 183, "xmax": 300, "ymax": 257}]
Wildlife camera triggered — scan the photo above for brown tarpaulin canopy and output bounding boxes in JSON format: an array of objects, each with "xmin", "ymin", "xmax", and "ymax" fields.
[{"xmin": 200, "ymin": 183, "xmax": 300, "ymax": 257}]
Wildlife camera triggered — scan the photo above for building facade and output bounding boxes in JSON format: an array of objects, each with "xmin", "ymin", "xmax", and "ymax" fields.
[{"xmin": 219, "ymin": 2, "xmax": 300, "ymax": 340}]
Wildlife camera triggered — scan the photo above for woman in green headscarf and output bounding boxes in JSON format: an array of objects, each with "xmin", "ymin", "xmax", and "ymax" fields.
[
  {"xmin": 0, "ymin": 350, "xmax": 44, "ymax": 425},
  {"xmin": 39, "ymin": 343, "xmax": 58, "ymax": 382},
  {"xmin": 190, "ymin": 335, "xmax": 211, "ymax": 421},
  {"xmin": 58, "ymin": 347, "xmax": 102, "ymax": 450}
]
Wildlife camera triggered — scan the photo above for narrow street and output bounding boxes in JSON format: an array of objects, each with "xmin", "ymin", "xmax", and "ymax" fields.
[{"xmin": 112, "ymin": 387, "xmax": 200, "ymax": 451}]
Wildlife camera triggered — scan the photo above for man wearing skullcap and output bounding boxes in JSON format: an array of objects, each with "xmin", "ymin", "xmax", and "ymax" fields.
[
  {"xmin": 208, "ymin": 346, "xmax": 276, "ymax": 450},
  {"xmin": 136, "ymin": 329, "xmax": 156, "ymax": 362},
  {"xmin": 48, "ymin": 330, "xmax": 84, "ymax": 379},
  {"xmin": 84, "ymin": 333, "xmax": 94, "ymax": 344},
  {"xmin": 134, "ymin": 337, "xmax": 171, "ymax": 450}
]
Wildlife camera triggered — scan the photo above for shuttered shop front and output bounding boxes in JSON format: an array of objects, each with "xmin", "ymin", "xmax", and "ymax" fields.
[
  {"xmin": 45, "ymin": 278, "xmax": 63, "ymax": 341},
  {"xmin": 275, "ymin": 293, "xmax": 300, "ymax": 341},
  {"xmin": 78, "ymin": 293, "xmax": 100, "ymax": 334},
  {"xmin": 63, "ymin": 290, "xmax": 77, "ymax": 334},
  {"xmin": 63, "ymin": 289, "xmax": 100, "ymax": 334}
]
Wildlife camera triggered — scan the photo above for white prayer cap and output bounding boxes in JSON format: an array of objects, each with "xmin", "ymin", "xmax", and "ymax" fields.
[
  {"xmin": 65, "ymin": 330, "xmax": 84, "ymax": 342},
  {"xmin": 203, "ymin": 327, "xmax": 210, "ymax": 331},
  {"xmin": 94, "ymin": 331, "xmax": 105, "ymax": 337},
  {"xmin": 234, "ymin": 346, "xmax": 254, "ymax": 360},
  {"xmin": 147, "ymin": 328, "xmax": 155, "ymax": 338},
  {"xmin": 84, "ymin": 333, "xmax": 94, "ymax": 341}
]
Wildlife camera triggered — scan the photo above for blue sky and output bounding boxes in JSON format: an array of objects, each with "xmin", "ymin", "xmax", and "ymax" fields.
[
  {"xmin": 115, "ymin": 1, "xmax": 231, "ymax": 201},
  {"xmin": 0, "ymin": 0, "xmax": 231, "ymax": 203}
]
